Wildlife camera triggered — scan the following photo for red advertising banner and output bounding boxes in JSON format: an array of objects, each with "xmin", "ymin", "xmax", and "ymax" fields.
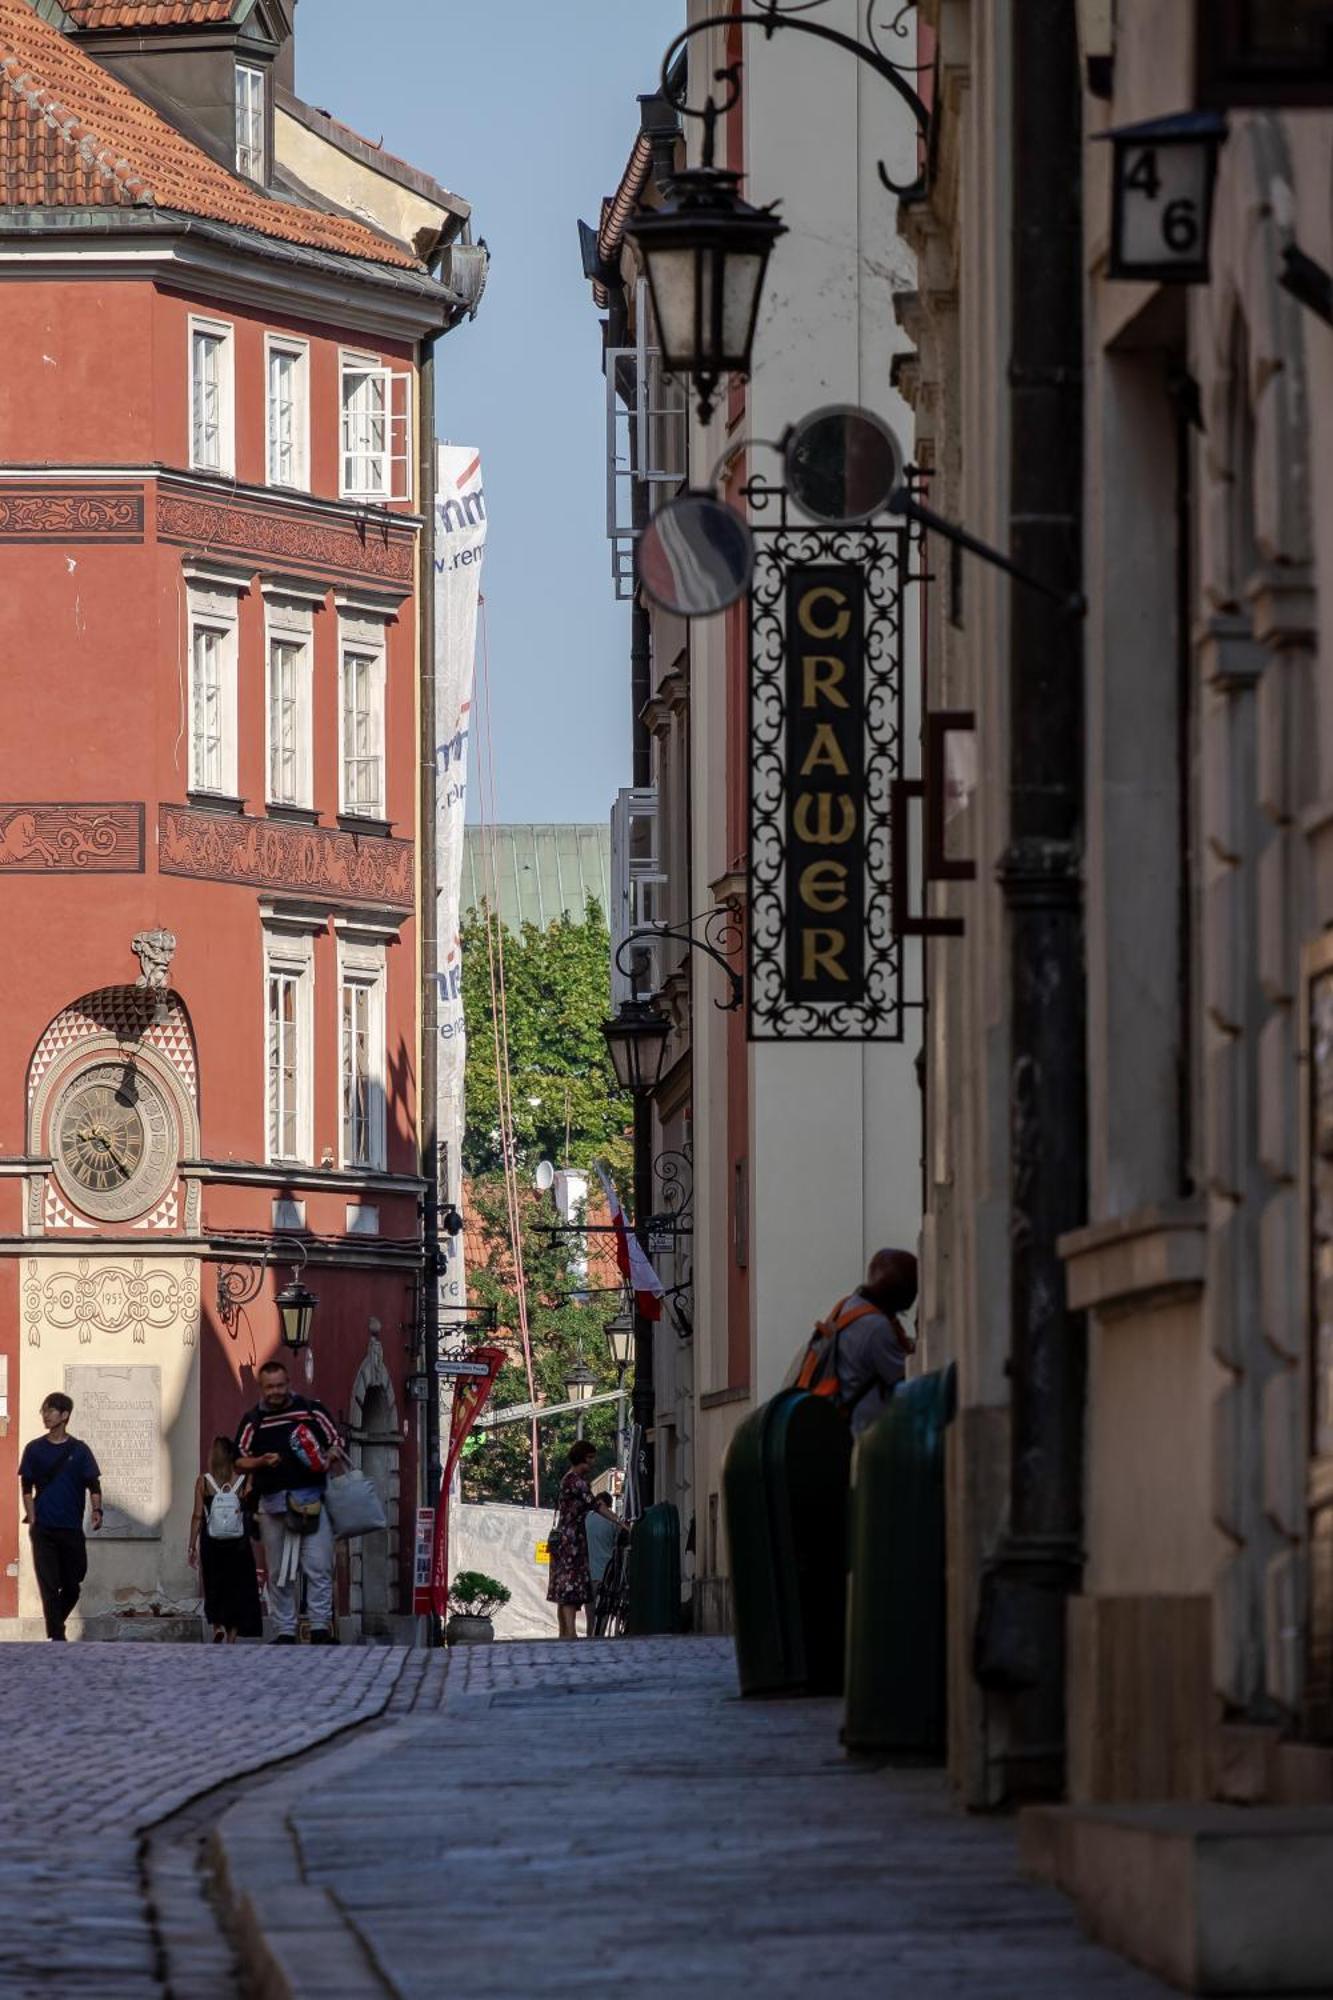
[{"xmin": 430, "ymin": 1345, "xmax": 507, "ymax": 1622}]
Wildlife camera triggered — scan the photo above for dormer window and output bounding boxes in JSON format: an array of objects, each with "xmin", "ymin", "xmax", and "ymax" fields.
[{"xmin": 235, "ymin": 62, "xmax": 266, "ymax": 181}]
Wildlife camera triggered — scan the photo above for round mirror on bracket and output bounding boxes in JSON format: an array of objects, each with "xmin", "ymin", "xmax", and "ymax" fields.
[
  {"xmin": 637, "ymin": 491, "xmax": 755, "ymax": 619},
  {"xmin": 784, "ymin": 404, "xmax": 903, "ymax": 525}
]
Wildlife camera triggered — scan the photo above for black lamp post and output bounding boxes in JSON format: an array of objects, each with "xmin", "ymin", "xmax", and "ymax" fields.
[
  {"xmin": 565, "ymin": 1353, "xmax": 596, "ymax": 1442},
  {"xmin": 275, "ymin": 1275, "xmax": 318, "ymax": 1352},
  {"xmin": 601, "ymin": 1000, "xmax": 670, "ymax": 1508}
]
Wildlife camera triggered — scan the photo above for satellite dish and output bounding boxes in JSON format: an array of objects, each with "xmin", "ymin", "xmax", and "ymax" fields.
[
  {"xmin": 785, "ymin": 404, "xmax": 902, "ymax": 525},
  {"xmin": 637, "ymin": 491, "xmax": 755, "ymax": 618},
  {"xmin": 534, "ymin": 1160, "xmax": 555, "ymax": 1194}
]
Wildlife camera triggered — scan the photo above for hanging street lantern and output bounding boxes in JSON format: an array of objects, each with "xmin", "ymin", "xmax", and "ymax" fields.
[
  {"xmin": 601, "ymin": 996, "xmax": 672, "ymax": 1098},
  {"xmin": 564, "ymin": 1357, "xmax": 597, "ymax": 1406},
  {"xmin": 625, "ymin": 165, "xmax": 785, "ymax": 424},
  {"xmin": 275, "ymin": 1275, "xmax": 318, "ymax": 1351},
  {"xmin": 604, "ymin": 1310, "xmax": 635, "ymax": 1377},
  {"xmin": 1099, "ymin": 111, "xmax": 1226, "ymax": 285}
]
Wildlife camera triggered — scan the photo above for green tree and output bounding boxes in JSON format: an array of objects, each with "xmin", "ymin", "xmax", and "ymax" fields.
[
  {"xmin": 460, "ymin": 899, "xmax": 630, "ymax": 1181},
  {"xmin": 459, "ymin": 900, "xmax": 633, "ymax": 1507}
]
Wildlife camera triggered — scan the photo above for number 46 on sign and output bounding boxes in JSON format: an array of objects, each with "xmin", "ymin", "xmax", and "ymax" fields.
[{"xmin": 1100, "ymin": 111, "xmax": 1227, "ymax": 287}]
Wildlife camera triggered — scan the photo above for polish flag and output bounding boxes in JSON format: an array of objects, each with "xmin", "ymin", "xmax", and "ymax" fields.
[{"xmin": 596, "ymin": 1164, "xmax": 664, "ymax": 1322}]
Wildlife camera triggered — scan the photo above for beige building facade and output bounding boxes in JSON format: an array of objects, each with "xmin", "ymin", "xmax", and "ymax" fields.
[{"xmin": 903, "ymin": 0, "xmax": 1333, "ymax": 1959}]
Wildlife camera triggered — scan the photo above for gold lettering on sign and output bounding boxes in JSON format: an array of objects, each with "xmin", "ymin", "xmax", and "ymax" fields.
[
  {"xmin": 798, "ymin": 586, "xmax": 852, "ymax": 641},
  {"xmin": 786, "ymin": 567, "xmax": 866, "ymax": 1004},
  {"xmin": 799, "ymin": 861, "xmax": 849, "ymax": 913},
  {"xmin": 799, "ymin": 724, "xmax": 852, "ymax": 778},
  {"xmin": 793, "ymin": 794, "xmax": 857, "ymax": 845},
  {"xmin": 801, "ymin": 657, "xmax": 849, "ymax": 708},
  {"xmin": 802, "ymin": 929, "xmax": 849, "ymax": 984}
]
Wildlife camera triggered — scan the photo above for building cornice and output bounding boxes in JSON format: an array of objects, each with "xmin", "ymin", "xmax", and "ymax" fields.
[
  {"xmin": 0, "ymin": 215, "xmax": 452, "ymax": 341},
  {"xmin": 0, "ymin": 463, "xmax": 423, "ymax": 538}
]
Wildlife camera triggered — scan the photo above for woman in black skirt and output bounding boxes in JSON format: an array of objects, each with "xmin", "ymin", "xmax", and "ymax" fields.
[{"xmin": 188, "ymin": 1435, "xmax": 263, "ymax": 1642}]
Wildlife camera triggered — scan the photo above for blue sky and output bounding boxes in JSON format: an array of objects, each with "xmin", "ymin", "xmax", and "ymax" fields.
[{"xmin": 297, "ymin": 0, "xmax": 681, "ymax": 826}]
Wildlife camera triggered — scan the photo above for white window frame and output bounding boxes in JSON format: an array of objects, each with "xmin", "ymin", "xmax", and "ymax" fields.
[
  {"xmin": 339, "ymin": 351, "xmax": 412, "ymax": 503},
  {"xmin": 189, "ymin": 316, "xmax": 235, "ymax": 476},
  {"xmin": 186, "ymin": 579, "xmax": 241, "ymax": 797},
  {"xmin": 263, "ymin": 592, "xmax": 314, "ymax": 809},
  {"xmin": 235, "ymin": 59, "xmax": 266, "ymax": 181},
  {"xmin": 338, "ymin": 610, "xmax": 388, "ymax": 819},
  {"xmin": 338, "ymin": 939, "xmax": 387, "ymax": 1170},
  {"xmin": 264, "ymin": 928, "xmax": 314, "ymax": 1166},
  {"xmin": 265, "ymin": 334, "xmax": 310, "ymax": 491}
]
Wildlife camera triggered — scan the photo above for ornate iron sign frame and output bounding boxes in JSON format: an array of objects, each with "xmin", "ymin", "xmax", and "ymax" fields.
[{"xmin": 746, "ymin": 473, "xmax": 911, "ymax": 1042}]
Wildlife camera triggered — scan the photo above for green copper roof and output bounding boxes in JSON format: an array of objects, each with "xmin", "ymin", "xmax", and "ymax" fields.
[{"xmin": 461, "ymin": 823, "xmax": 610, "ymax": 932}]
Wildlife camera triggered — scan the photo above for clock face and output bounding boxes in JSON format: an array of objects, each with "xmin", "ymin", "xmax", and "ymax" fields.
[{"xmin": 53, "ymin": 1062, "xmax": 175, "ymax": 1222}]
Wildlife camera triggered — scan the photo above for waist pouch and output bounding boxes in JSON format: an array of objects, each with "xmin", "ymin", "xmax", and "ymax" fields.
[{"xmin": 285, "ymin": 1487, "xmax": 323, "ymax": 1536}]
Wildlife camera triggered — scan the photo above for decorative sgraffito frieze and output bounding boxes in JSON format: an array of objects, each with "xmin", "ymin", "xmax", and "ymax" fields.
[
  {"xmin": 159, "ymin": 804, "xmax": 414, "ymax": 910},
  {"xmin": 158, "ymin": 491, "xmax": 414, "ymax": 586},
  {"xmin": 23, "ymin": 1256, "xmax": 199, "ymax": 1347},
  {"xmin": 0, "ymin": 488, "xmax": 145, "ymax": 542},
  {"xmin": 0, "ymin": 804, "xmax": 144, "ymax": 873}
]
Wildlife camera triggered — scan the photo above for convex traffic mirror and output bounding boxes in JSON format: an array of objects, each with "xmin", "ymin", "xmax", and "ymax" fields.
[
  {"xmin": 637, "ymin": 491, "xmax": 755, "ymax": 618},
  {"xmin": 784, "ymin": 404, "xmax": 903, "ymax": 525}
]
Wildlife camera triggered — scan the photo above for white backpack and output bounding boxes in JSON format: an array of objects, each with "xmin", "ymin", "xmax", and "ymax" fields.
[{"xmin": 205, "ymin": 1474, "xmax": 245, "ymax": 1541}]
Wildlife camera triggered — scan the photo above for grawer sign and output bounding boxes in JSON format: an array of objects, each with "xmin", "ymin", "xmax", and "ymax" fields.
[
  {"xmin": 785, "ymin": 566, "xmax": 866, "ymax": 1002},
  {"xmin": 748, "ymin": 479, "xmax": 906, "ymax": 1042}
]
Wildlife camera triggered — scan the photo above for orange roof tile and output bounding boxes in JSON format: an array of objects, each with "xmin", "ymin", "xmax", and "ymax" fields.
[
  {"xmin": 0, "ymin": 0, "xmax": 422, "ymax": 268},
  {"xmin": 63, "ymin": 2, "xmax": 240, "ymax": 25}
]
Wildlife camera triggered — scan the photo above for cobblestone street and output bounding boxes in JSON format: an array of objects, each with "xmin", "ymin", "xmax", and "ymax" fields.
[
  {"xmin": 0, "ymin": 1637, "xmax": 1176, "ymax": 1996},
  {"xmin": 0, "ymin": 1644, "xmax": 407, "ymax": 1997}
]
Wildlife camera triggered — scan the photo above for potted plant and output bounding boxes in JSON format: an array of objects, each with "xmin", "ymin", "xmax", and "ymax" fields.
[{"xmin": 445, "ymin": 1571, "xmax": 511, "ymax": 1646}]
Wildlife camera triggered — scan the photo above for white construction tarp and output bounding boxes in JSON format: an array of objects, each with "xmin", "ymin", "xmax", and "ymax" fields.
[
  {"xmin": 434, "ymin": 443, "xmax": 487, "ymax": 1317},
  {"xmin": 452, "ymin": 1502, "xmax": 554, "ymax": 1640}
]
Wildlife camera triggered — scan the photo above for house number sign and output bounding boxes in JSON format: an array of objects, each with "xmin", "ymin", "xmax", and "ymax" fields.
[{"xmin": 1103, "ymin": 112, "xmax": 1226, "ymax": 286}]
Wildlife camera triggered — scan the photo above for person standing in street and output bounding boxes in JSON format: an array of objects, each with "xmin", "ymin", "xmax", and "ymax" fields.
[
  {"xmin": 546, "ymin": 1439, "xmax": 623, "ymax": 1640},
  {"xmin": 19, "ymin": 1392, "xmax": 102, "ymax": 1641},
  {"xmin": 188, "ymin": 1435, "xmax": 263, "ymax": 1643},
  {"xmin": 235, "ymin": 1360, "xmax": 344, "ymax": 1645},
  {"xmin": 796, "ymin": 1249, "xmax": 919, "ymax": 1437}
]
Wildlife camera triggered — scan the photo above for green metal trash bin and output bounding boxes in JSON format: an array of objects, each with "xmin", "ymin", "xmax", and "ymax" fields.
[
  {"xmin": 724, "ymin": 1389, "xmax": 852, "ymax": 1697},
  {"xmin": 625, "ymin": 1501, "xmax": 681, "ymax": 1635},
  {"xmin": 843, "ymin": 1362, "xmax": 957, "ymax": 1757}
]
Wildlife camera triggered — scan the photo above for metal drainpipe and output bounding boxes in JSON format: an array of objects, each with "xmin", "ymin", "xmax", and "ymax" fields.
[
  {"xmin": 418, "ymin": 319, "xmax": 442, "ymax": 1601},
  {"xmin": 975, "ymin": 0, "xmax": 1087, "ymax": 1801}
]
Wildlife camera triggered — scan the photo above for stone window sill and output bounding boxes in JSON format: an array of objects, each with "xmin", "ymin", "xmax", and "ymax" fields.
[{"xmin": 1058, "ymin": 1198, "xmax": 1206, "ymax": 1317}]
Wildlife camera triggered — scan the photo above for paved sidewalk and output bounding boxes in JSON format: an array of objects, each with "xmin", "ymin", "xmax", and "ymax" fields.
[
  {"xmin": 0, "ymin": 1643, "xmax": 408, "ymax": 1996},
  {"xmin": 222, "ymin": 1638, "xmax": 1170, "ymax": 1998}
]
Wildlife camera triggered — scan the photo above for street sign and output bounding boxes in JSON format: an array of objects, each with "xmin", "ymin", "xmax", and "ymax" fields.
[{"xmin": 435, "ymin": 1359, "xmax": 494, "ymax": 1378}]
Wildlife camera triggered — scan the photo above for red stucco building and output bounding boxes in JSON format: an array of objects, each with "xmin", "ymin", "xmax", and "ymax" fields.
[{"xmin": 0, "ymin": 0, "xmax": 478, "ymax": 1637}]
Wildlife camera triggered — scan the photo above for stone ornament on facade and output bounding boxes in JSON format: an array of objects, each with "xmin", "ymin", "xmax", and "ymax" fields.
[
  {"xmin": 159, "ymin": 804, "xmax": 414, "ymax": 909},
  {"xmin": 0, "ymin": 487, "xmax": 145, "ymax": 542},
  {"xmin": 132, "ymin": 929, "xmax": 177, "ymax": 994},
  {"xmin": 157, "ymin": 490, "xmax": 414, "ymax": 586},
  {"xmin": 23, "ymin": 1256, "xmax": 200, "ymax": 1347},
  {"xmin": 0, "ymin": 804, "xmax": 144, "ymax": 873}
]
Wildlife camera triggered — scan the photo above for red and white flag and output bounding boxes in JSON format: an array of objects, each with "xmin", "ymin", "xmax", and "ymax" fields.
[{"xmin": 596, "ymin": 1163, "xmax": 664, "ymax": 1322}]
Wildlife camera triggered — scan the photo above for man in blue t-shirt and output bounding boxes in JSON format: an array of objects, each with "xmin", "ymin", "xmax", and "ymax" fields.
[{"xmin": 19, "ymin": 1392, "xmax": 102, "ymax": 1641}]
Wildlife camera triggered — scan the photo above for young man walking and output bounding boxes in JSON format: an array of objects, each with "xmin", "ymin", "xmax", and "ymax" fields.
[
  {"xmin": 235, "ymin": 1359, "xmax": 343, "ymax": 1644},
  {"xmin": 19, "ymin": 1393, "xmax": 103, "ymax": 1641}
]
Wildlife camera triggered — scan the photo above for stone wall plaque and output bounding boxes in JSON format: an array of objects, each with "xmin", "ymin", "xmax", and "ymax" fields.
[{"xmin": 63, "ymin": 1364, "xmax": 161, "ymax": 1539}]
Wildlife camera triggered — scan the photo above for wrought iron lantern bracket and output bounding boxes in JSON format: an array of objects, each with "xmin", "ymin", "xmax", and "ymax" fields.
[
  {"xmin": 659, "ymin": 2, "xmax": 932, "ymax": 200},
  {"xmin": 216, "ymin": 1233, "xmax": 309, "ymax": 1335},
  {"xmin": 615, "ymin": 912, "xmax": 744, "ymax": 1013}
]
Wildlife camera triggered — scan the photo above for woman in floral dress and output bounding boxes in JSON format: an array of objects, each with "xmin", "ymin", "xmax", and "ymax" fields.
[{"xmin": 546, "ymin": 1440, "xmax": 623, "ymax": 1639}]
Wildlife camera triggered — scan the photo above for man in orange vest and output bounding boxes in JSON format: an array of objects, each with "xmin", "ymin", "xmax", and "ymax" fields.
[{"xmin": 801, "ymin": 1248, "xmax": 918, "ymax": 1436}]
